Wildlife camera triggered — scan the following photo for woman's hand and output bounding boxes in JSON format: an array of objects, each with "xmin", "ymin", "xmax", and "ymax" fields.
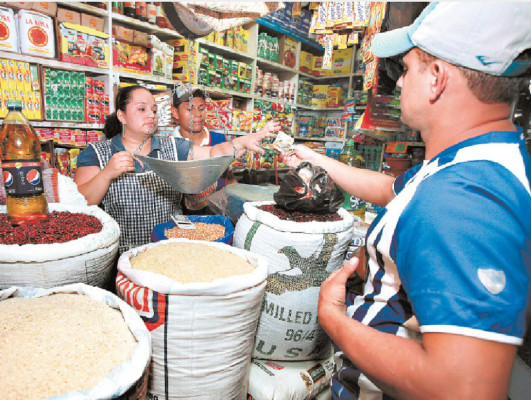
[
  {"xmin": 238, "ymin": 120, "xmax": 280, "ymax": 154},
  {"xmin": 102, "ymin": 151, "xmax": 135, "ymax": 180},
  {"xmin": 281, "ymin": 144, "xmax": 319, "ymax": 169}
]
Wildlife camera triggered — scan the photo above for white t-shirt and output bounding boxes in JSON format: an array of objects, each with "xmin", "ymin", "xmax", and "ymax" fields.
[{"xmin": 173, "ymin": 126, "xmax": 210, "ymax": 146}]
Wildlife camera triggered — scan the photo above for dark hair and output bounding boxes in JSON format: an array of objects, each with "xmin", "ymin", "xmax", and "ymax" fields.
[
  {"xmin": 103, "ymin": 85, "xmax": 149, "ymax": 138},
  {"xmin": 173, "ymin": 88, "xmax": 206, "ymax": 109}
]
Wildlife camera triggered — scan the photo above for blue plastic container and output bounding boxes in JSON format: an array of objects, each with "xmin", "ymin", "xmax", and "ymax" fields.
[{"xmin": 151, "ymin": 214, "xmax": 234, "ymax": 244}]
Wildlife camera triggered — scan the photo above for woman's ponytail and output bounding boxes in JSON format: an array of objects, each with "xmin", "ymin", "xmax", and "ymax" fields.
[{"xmin": 103, "ymin": 112, "xmax": 122, "ymax": 138}]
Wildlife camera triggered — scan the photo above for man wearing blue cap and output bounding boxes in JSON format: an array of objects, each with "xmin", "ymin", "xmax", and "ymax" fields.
[{"xmin": 283, "ymin": 2, "xmax": 531, "ymax": 399}]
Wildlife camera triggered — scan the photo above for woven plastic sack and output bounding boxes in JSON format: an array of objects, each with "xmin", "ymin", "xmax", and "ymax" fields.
[
  {"xmin": 247, "ymin": 354, "xmax": 334, "ymax": 400},
  {"xmin": 0, "ymin": 204, "xmax": 119, "ymax": 289},
  {"xmin": 0, "ymin": 283, "xmax": 151, "ymax": 400},
  {"xmin": 234, "ymin": 201, "xmax": 354, "ymax": 361},
  {"xmin": 116, "ymin": 239, "xmax": 268, "ymax": 400}
]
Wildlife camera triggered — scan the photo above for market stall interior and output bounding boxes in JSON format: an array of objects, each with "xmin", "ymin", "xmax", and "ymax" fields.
[{"xmin": 0, "ymin": 2, "xmax": 530, "ymax": 400}]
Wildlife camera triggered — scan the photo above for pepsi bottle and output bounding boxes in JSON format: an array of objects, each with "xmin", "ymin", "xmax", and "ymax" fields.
[{"xmin": 1, "ymin": 100, "xmax": 48, "ymax": 225}]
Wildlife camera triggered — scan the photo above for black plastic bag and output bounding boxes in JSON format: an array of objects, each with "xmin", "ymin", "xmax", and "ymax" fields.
[{"xmin": 274, "ymin": 162, "xmax": 344, "ymax": 213}]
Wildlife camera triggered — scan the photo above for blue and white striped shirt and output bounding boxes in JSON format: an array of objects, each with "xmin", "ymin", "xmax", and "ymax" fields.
[{"xmin": 332, "ymin": 129, "xmax": 531, "ymax": 400}]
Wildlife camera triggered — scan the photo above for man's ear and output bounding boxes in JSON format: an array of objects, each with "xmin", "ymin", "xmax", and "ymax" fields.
[
  {"xmin": 429, "ymin": 60, "xmax": 448, "ymax": 103},
  {"xmin": 171, "ymin": 106, "xmax": 179, "ymax": 124}
]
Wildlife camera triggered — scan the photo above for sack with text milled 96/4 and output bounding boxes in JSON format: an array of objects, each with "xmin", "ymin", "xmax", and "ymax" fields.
[{"xmin": 273, "ymin": 162, "xmax": 343, "ymax": 214}]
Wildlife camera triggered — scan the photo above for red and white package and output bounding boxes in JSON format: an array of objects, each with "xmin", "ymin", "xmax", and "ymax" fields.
[
  {"xmin": 205, "ymin": 98, "xmax": 232, "ymax": 131},
  {"xmin": 17, "ymin": 9, "xmax": 55, "ymax": 58},
  {"xmin": 0, "ymin": 6, "xmax": 18, "ymax": 53}
]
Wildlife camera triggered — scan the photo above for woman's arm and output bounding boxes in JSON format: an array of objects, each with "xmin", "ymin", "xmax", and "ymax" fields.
[
  {"xmin": 74, "ymin": 151, "xmax": 134, "ymax": 205},
  {"xmin": 191, "ymin": 121, "xmax": 280, "ymax": 160}
]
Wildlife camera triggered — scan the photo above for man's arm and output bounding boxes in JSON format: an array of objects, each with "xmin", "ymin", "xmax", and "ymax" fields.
[
  {"xmin": 283, "ymin": 145, "xmax": 396, "ymax": 207},
  {"xmin": 320, "ymin": 260, "xmax": 517, "ymax": 400}
]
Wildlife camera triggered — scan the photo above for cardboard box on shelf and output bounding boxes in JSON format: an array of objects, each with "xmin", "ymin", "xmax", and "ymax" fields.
[
  {"xmin": 311, "ymin": 84, "xmax": 329, "ymax": 108},
  {"xmin": 331, "ymin": 47, "xmax": 353, "ymax": 75},
  {"xmin": 7, "ymin": 2, "xmax": 34, "ymax": 11},
  {"xmin": 112, "ymin": 25, "xmax": 134, "ymax": 44},
  {"xmin": 327, "ymin": 86, "xmax": 345, "ymax": 107},
  {"xmin": 32, "ymin": 1, "xmax": 56, "ymax": 16},
  {"xmin": 299, "ymin": 50, "xmax": 313, "ymax": 73},
  {"xmin": 58, "ymin": 22, "xmax": 108, "ymax": 68},
  {"xmin": 58, "ymin": 23, "xmax": 84, "ymax": 65},
  {"xmin": 133, "ymin": 30, "xmax": 148, "ymax": 47},
  {"xmin": 311, "ymin": 56, "xmax": 325, "ymax": 76},
  {"xmin": 56, "ymin": 7, "xmax": 80, "ymax": 24},
  {"xmin": 278, "ymin": 36, "xmax": 297, "ymax": 68},
  {"xmin": 81, "ymin": 13, "xmax": 104, "ymax": 32}
]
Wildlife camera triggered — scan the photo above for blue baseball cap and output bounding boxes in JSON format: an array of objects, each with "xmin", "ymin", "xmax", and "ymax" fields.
[{"xmin": 372, "ymin": 2, "xmax": 531, "ymax": 77}]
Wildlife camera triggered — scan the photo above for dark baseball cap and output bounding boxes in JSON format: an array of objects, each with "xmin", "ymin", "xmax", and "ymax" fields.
[{"xmin": 173, "ymin": 88, "xmax": 206, "ymax": 108}]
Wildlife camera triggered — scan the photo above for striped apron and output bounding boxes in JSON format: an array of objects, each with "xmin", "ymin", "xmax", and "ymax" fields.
[{"xmin": 91, "ymin": 137, "xmax": 183, "ymax": 254}]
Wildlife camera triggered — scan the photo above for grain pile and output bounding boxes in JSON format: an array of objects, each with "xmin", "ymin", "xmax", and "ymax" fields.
[
  {"xmin": 0, "ymin": 294, "xmax": 137, "ymax": 400},
  {"xmin": 164, "ymin": 222, "xmax": 225, "ymax": 241},
  {"xmin": 130, "ymin": 242, "xmax": 254, "ymax": 283}
]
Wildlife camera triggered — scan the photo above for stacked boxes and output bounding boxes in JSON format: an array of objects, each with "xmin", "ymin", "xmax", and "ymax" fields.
[
  {"xmin": 203, "ymin": 26, "xmax": 249, "ymax": 53},
  {"xmin": 58, "ymin": 22, "xmax": 109, "ymax": 68},
  {"xmin": 299, "ymin": 47, "xmax": 354, "ymax": 77},
  {"xmin": 170, "ymin": 38, "xmax": 197, "ymax": 82},
  {"xmin": 42, "ymin": 68, "xmax": 85, "ymax": 122},
  {"xmin": 311, "ymin": 84, "xmax": 329, "ymax": 108},
  {"xmin": 331, "ymin": 48, "xmax": 353, "ymax": 75},
  {"xmin": 258, "ymin": 3, "xmax": 312, "ymax": 41},
  {"xmin": 257, "ymin": 33, "xmax": 279, "ymax": 63},
  {"xmin": 85, "ymin": 77, "xmax": 108, "ymax": 124},
  {"xmin": 325, "ymin": 117, "xmax": 344, "ymax": 138},
  {"xmin": 0, "ymin": 58, "xmax": 42, "ymax": 120},
  {"xmin": 295, "ymin": 115, "xmax": 327, "ymax": 138},
  {"xmin": 297, "ymin": 80, "xmax": 314, "ymax": 106},
  {"xmin": 197, "ymin": 45, "xmax": 251, "ymax": 94}
]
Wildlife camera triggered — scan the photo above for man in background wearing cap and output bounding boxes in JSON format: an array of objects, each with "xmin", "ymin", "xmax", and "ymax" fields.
[
  {"xmin": 171, "ymin": 89, "xmax": 236, "ymax": 213},
  {"xmin": 172, "ymin": 89, "xmax": 281, "ymax": 213},
  {"xmin": 283, "ymin": 2, "xmax": 531, "ymax": 399}
]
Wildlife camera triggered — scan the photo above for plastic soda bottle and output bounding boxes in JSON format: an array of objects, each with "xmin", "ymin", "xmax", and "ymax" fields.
[
  {"xmin": 339, "ymin": 139, "xmax": 366, "ymax": 219},
  {"xmin": 1, "ymin": 100, "xmax": 49, "ymax": 225}
]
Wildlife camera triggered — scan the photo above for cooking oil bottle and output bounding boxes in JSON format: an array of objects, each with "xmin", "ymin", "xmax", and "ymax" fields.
[
  {"xmin": 0, "ymin": 100, "xmax": 49, "ymax": 225},
  {"xmin": 339, "ymin": 139, "xmax": 366, "ymax": 219}
]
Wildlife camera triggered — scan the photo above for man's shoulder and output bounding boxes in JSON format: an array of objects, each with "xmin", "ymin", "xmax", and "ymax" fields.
[{"xmin": 209, "ymin": 130, "xmax": 228, "ymax": 145}]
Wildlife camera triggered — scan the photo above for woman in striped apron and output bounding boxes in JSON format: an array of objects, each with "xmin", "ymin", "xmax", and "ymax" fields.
[{"xmin": 75, "ymin": 85, "xmax": 277, "ymax": 254}]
